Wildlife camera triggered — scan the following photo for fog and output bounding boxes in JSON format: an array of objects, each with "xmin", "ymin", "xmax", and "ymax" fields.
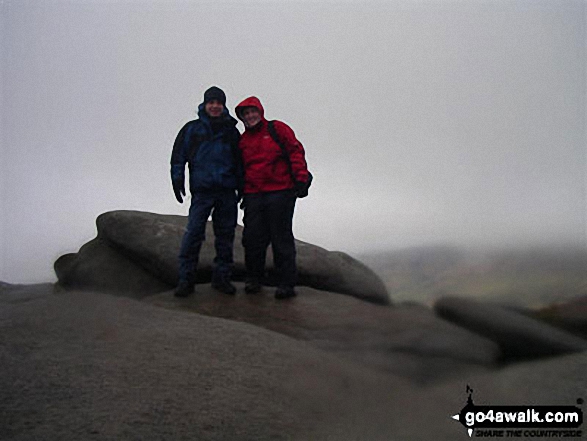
[{"xmin": 1, "ymin": 0, "xmax": 585, "ymax": 283}]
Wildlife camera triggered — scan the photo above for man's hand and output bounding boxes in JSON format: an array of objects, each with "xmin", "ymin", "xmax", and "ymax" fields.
[{"xmin": 172, "ymin": 177, "xmax": 186, "ymax": 203}]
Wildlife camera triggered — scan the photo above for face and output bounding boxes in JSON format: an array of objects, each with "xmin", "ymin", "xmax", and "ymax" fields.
[
  {"xmin": 205, "ymin": 99, "xmax": 224, "ymax": 118},
  {"xmin": 240, "ymin": 107, "xmax": 262, "ymax": 128}
]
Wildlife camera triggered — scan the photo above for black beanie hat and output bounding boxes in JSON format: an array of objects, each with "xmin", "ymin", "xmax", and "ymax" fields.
[{"xmin": 204, "ymin": 86, "xmax": 226, "ymax": 105}]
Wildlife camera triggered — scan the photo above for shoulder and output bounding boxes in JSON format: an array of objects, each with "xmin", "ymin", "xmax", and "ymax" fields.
[
  {"xmin": 270, "ymin": 120, "xmax": 298, "ymax": 142},
  {"xmin": 270, "ymin": 120, "xmax": 291, "ymax": 131},
  {"xmin": 178, "ymin": 119, "xmax": 202, "ymax": 134},
  {"xmin": 224, "ymin": 114, "xmax": 239, "ymax": 127},
  {"xmin": 272, "ymin": 119, "xmax": 294, "ymax": 133},
  {"xmin": 223, "ymin": 117, "xmax": 240, "ymax": 136},
  {"xmin": 181, "ymin": 119, "xmax": 200, "ymax": 128},
  {"xmin": 227, "ymin": 123, "xmax": 240, "ymax": 136}
]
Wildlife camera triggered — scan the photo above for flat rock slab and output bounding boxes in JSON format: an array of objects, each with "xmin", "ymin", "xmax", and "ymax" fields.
[
  {"xmin": 146, "ymin": 284, "xmax": 501, "ymax": 383},
  {"xmin": 434, "ymin": 296, "xmax": 587, "ymax": 359},
  {"xmin": 57, "ymin": 210, "xmax": 390, "ymax": 304}
]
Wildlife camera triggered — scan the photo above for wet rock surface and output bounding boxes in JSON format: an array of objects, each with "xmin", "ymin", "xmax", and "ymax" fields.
[{"xmin": 145, "ymin": 284, "xmax": 501, "ymax": 383}]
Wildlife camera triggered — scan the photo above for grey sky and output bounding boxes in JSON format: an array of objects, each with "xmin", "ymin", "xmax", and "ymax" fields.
[{"xmin": 1, "ymin": 0, "xmax": 585, "ymax": 283}]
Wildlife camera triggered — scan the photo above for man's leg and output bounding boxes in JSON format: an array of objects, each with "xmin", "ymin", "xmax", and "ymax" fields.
[
  {"xmin": 211, "ymin": 189, "xmax": 238, "ymax": 294},
  {"xmin": 242, "ymin": 193, "xmax": 270, "ymax": 293},
  {"xmin": 267, "ymin": 190, "xmax": 297, "ymax": 298},
  {"xmin": 176, "ymin": 192, "xmax": 214, "ymax": 296}
]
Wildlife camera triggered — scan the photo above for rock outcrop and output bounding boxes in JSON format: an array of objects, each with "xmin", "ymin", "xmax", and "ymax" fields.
[
  {"xmin": 23, "ymin": 211, "xmax": 587, "ymax": 439},
  {"xmin": 55, "ymin": 210, "xmax": 390, "ymax": 304},
  {"xmin": 434, "ymin": 296, "xmax": 587, "ymax": 358},
  {"xmin": 54, "ymin": 238, "xmax": 171, "ymax": 297}
]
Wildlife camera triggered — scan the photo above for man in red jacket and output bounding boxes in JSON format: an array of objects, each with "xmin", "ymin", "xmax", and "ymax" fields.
[{"xmin": 235, "ymin": 96, "xmax": 310, "ymax": 299}]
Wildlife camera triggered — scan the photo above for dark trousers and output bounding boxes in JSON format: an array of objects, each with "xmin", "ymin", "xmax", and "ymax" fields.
[
  {"xmin": 179, "ymin": 189, "xmax": 237, "ymax": 285},
  {"xmin": 242, "ymin": 190, "xmax": 297, "ymax": 288}
]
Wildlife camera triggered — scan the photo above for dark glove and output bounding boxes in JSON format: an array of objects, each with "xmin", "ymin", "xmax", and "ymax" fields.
[
  {"xmin": 294, "ymin": 180, "xmax": 308, "ymax": 198},
  {"xmin": 172, "ymin": 176, "xmax": 186, "ymax": 203}
]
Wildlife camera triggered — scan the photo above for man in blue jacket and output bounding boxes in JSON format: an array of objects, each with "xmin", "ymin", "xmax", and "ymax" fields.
[{"xmin": 170, "ymin": 86, "xmax": 242, "ymax": 297}]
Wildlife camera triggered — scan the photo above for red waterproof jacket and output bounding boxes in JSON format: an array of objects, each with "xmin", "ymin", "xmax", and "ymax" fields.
[{"xmin": 236, "ymin": 96, "xmax": 309, "ymax": 194}]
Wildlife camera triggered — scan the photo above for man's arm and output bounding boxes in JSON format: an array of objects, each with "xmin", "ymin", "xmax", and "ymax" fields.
[
  {"xmin": 170, "ymin": 122, "xmax": 190, "ymax": 203},
  {"xmin": 227, "ymin": 126, "xmax": 244, "ymax": 199}
]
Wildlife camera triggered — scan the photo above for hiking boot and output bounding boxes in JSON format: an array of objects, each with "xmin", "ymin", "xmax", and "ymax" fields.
[
  {"xmin": 174, "ymin": 281, "xmax": 194, "ymax": 298},
  {"xmin": 212, "ymin": 279, "xmax": 237, "ymax": 295},
  {"xmin": 275, "ymin": 286, "xmax": 296, "ymax": 300},
  {"xmin": 244, "ymin": 280, "xmax": 262, "ymax": 294}
]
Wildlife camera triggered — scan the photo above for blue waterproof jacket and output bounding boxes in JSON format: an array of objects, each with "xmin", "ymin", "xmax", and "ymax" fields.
[{"xmin": 170, "ymin": 104, "xmax": 242, "ymax": 192}]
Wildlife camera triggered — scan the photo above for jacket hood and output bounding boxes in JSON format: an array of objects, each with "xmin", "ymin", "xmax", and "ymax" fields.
[{"xmin": 235, "ymin": 96, "xmax": 265, "ymax": 122}]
